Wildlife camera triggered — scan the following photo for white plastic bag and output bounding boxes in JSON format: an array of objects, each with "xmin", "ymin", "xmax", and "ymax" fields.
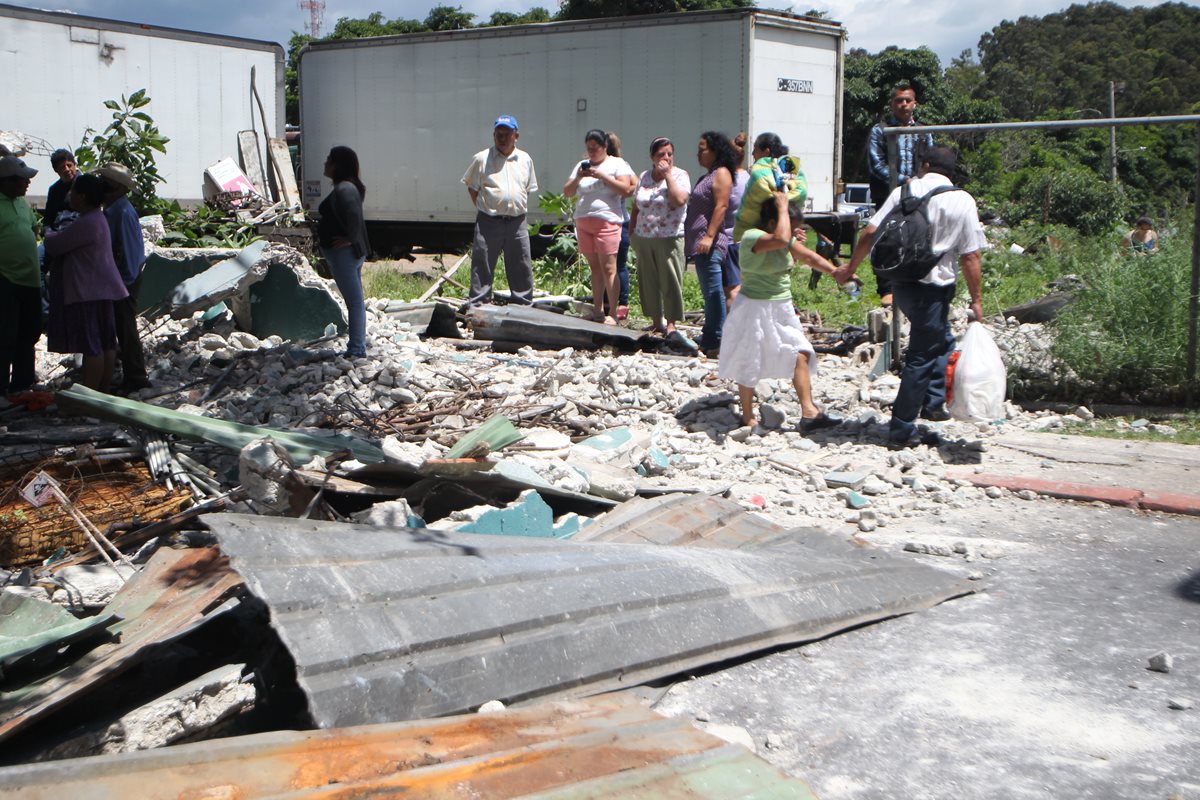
[{"xmin": 948, "ymin": 322, "xmax": 1006, "ymax": 423}]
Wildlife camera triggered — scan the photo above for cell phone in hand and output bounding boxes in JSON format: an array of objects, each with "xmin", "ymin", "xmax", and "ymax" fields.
[{"xmin": 579, "ymin": 160, "xmax": 592, "ymax": 172}]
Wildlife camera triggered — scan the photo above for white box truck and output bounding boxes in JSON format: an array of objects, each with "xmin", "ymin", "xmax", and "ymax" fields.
[
  {"xmin": 0, "ymin": 3, "xmax": 284, "ymax": 205},
  {"xmin": 298, "ymin": 9, "xmax": 851, "ymax": 252}
]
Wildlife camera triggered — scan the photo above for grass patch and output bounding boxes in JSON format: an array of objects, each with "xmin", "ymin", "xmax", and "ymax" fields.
[
  {"xmin": 1059, "ymin": 410, "xmax": 1200, "ymax": 445},
  {"xmin": 362, "ymin": 263, "xmax": 435, "ymax": 300}
]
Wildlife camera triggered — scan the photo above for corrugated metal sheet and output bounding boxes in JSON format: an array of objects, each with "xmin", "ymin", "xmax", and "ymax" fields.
[
  {"xmin": 0, "ymin": 694, "xmax": 819, "ymax": 799},
  {"xmin": 0, "ymin": 595, "xmax": 118, "ymax": 677},
  {"xmin": 208, "ymin": 512, "xmax": 971, "ymax": 729},
  {"xmin": 54, "ymin": 385, "xmax": 387, "ymax": 465},
  {"xmin": 0, "ymin": 547, "xmax": 243, "ymax": 745},
  {"xmin": 573, "ymin": 492, "xmax": 830, "ymax": 549}
]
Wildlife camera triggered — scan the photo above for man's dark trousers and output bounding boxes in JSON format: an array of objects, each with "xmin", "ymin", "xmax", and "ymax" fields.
[
  {"xmin": 0, "ymin": 276, "xmax": 42, "ymax": 395},
  {"xmin": 115, "ymin": 273, "xmax": 148, "ymax": 385},
  {"xmin": 468, "ymin": 212, "xmax": 533, "ymax": 306},
  {"xmin": 889, "ymin": 281, "xmax": 956, "ymax": 442}
]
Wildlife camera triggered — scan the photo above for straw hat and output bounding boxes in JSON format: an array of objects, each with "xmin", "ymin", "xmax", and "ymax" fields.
[{"xmin": 96, "ymin": 162, "xmax": 136, "ymax": 191}]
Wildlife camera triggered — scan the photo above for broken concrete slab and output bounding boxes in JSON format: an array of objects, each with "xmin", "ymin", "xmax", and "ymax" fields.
[
  {"xmin": 454, "ymin": 490, "xmax": 581, "ymax": 538},
  {"xmin": 207, "ymin": 512, "xmax": 972, "ymax": 728},
  {"xmin": 169, "ymin": 240, "xmax": 268, "ymax": 319},
  {"xmin": 37, "ymin": 664, "xmax": 255, "ymax": 760},
  {"xmin": 141, "ymin": 243, "xmax": 345, "ymax": 341},
  {"xmin": 244, "ymin": 258, "xmax": 345, "ymax": 341}
]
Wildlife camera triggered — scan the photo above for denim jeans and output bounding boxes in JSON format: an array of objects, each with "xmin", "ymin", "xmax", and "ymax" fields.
[
  {"xmin": 323, "ymin": 245, "xmax": 367, "ymax": 355},
  {"xmin": 889, "ymin": 281, "xmax": 956, "ymax": 441},
  {"xmin": 693, "ymin": 249, "xmax": 726, "ymax": 352},
  {"xmin": 616, "ymin": 219, "xmax": 630, "ymax": 305}
]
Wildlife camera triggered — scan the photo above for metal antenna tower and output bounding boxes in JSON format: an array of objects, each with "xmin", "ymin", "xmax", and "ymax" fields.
[{"xmin": 298, "ymin": 0, "xmax": 325, "ymax": 38}]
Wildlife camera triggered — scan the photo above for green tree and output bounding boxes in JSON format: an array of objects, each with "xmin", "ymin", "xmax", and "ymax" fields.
[
  {"xmin": 487, "ymin": 8, "xmax": 553, "ymax": 26},
  {"xmin": 74, "ymin": 89, "xmax": 169, "ymax": 210},
  {"xmin": 424, "ymin": 5, "xmax": 474, "ymax": 30},
  {"xmin": 841, "ymin": 46, "xmax": 945, "ymax": 182},
  {"xmin": 284, "ymin": 32, "xmax": 312, "ymax": 126},
  {"xmin": 556, "ymin": 0, "xmax": 748, "ymax": 20}
]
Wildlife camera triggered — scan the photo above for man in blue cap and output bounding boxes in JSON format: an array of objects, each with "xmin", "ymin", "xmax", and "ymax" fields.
[{"xmin": 462, "ymin": 114, "xmax": 538, "ymax": 306}]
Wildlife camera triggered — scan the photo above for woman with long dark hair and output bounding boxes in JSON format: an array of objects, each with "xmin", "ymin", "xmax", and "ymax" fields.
[
  {"xmin": 684, "ymin": 131, "xmax": 738, "ymax": 356},
  {"xmin": 318, "ymin": 145, "xmax": 371, "ymax": 357},
  {"xmin": 564, "ymin": 129, "xmax": 636, "ymax": 324}
]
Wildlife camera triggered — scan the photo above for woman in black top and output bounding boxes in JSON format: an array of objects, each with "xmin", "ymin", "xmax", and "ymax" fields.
[{"xmin": 318, "ymin": 146, "xmax": 370, "ymax": 357}]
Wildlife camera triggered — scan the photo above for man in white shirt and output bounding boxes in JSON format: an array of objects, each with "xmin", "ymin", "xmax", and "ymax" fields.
[
  {"xmin": 837, "ymin": 146, "xmax": 986, "ymax": 447},
  {"xmin": 462, "ymin": 115, "xmax": 539, "ymax": 306}
]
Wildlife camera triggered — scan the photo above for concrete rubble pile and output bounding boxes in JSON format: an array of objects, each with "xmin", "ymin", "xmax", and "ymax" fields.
[{"xmin": 0, "ymin": 237, "xmax": 1172, "ymax": 788}]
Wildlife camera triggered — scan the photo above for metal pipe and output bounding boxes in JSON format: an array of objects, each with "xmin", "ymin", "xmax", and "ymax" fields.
[
  {"xmin": 881, "ymin": 114, "xmax": 1200, "ymax": 136},
  {"xmin": 1189, "ymin": 124, "xmax": 1200, "ymax": 404},
  {"xmin": 1109, "ymin": 82, "xmax": 1118, "ymax": 182}
]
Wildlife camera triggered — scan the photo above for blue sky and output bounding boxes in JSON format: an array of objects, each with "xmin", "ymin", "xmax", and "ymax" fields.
[{"xmin": 11, "ymin": 0, "xmax": 1198, "ymax": 64}]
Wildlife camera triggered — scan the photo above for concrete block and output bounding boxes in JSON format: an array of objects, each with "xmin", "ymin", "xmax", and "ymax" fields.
[{"xmin": 824, "ymin": 471, "xmax": 867, "ymax": 490}]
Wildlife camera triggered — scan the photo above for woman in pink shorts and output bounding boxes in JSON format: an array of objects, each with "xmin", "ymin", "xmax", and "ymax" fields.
[{"xmin": 564, "ymin": 129, "xmax": 636, "ymax": 324}]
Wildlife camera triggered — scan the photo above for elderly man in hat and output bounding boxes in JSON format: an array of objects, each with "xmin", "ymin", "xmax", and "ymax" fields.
[
  {"xmin": 461, "ymin": 114, "xmax": 538, "ymax": 306},
  {"xmin": 98, "ymin": 162, "xmax": 150, "ymax": 392},
  {"xmin": 0, "ymin": 155, "xmax": 43, "ymax": 397}
]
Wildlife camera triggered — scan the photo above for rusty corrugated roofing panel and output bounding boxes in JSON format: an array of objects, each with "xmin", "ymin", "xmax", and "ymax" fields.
[
  {"xmin": 0, "ymin": 694, "xmax": 819, "ymax": 799},
  {"xmin": 208, "ymin": 512, "xmax": 971, "ymax": 729},
  {"xmin": 0, "ymin": 547, "xmax": 243, "ymax": 745}
]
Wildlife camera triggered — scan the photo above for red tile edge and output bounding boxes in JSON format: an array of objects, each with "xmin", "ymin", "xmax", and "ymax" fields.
[{"xmin": 947, "ymin": 471, "xmax": 1200, "ymax": 516}]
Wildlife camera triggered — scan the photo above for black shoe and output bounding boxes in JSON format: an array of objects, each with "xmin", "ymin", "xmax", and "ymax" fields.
[
  {"xmin": 801, "ymin": 412, "xmax": 843, "ymax": 433},
  {"xmin": 921, "ymin": 404, "xmax": 951, "ymax": 422},
  {"xmin": 119, "ymin": 377, "xmax": 152, "ymax": 393}
]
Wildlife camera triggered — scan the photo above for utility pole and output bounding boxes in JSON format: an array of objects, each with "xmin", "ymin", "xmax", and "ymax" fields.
[
  {"xmin": 299, "ymin": 0, "xmax": 325, "ymax": 38},
  {"xmin": 1109, "ymin": 81, "xmax": 1122, "ymax": 182}
]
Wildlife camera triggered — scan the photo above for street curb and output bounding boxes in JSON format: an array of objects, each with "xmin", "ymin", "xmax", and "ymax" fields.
[{"xmin": 945, "ymin": 472, "xmax": 1200, "ymax": 516}]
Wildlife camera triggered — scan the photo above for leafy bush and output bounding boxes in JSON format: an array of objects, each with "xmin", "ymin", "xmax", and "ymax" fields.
[
  {"xmin": 1051, "ymin": 223, "xmax": 1194, "ymax": 399},
  {"xmin": 73, "ymin": 89, "xmax": 169, "ymax": 209},
  {"xmin": 156, "ymin": 201, "xmax": 259, "ymax": 248},
  {"xmin": 1001, "ymin": 165, "xmax": 1128, "ymax": 236}
]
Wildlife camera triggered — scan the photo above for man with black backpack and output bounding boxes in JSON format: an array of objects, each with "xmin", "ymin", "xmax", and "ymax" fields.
[{"xmin": 835, "ymin": 147, "xmax": 985, "ymax": 448}]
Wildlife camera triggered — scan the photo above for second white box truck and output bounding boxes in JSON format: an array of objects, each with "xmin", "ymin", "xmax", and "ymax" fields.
[{"xmin": 298, "ymin": 8, "xmax": 851, "ymax": 252}]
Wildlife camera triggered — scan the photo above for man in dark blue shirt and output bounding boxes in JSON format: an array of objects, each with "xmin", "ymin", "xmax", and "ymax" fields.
[{"xmin": 99, "ymin": 163, "xmax": 150, "ymax": 392}]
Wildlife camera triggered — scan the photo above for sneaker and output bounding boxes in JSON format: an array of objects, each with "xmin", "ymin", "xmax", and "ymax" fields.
[{"xmin": 664, "ymin": 330, "xmax": 699, "ymax": 354}]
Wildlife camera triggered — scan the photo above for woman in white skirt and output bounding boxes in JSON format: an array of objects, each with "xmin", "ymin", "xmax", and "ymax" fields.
[{"xmin": 718, "ymin": 191, "xmax": 843, "ymax": 431}]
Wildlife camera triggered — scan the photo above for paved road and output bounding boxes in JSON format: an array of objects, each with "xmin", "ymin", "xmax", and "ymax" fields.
[{"xmin": 655, "ymin": 498, "xmax": 1200, "ymax": 799}]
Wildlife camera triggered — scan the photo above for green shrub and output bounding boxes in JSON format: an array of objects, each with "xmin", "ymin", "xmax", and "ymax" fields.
[
  {"xmin": 1051, "ymin": 223, "xmax": 1193, "ymax": 398},
  {"xmin": 73, "ymin": 89, "xmax": 169, "ymax": 210},
  {"xmin": 1002, "ymin": 166, "xmax": 1128, "ymax": 236}
]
